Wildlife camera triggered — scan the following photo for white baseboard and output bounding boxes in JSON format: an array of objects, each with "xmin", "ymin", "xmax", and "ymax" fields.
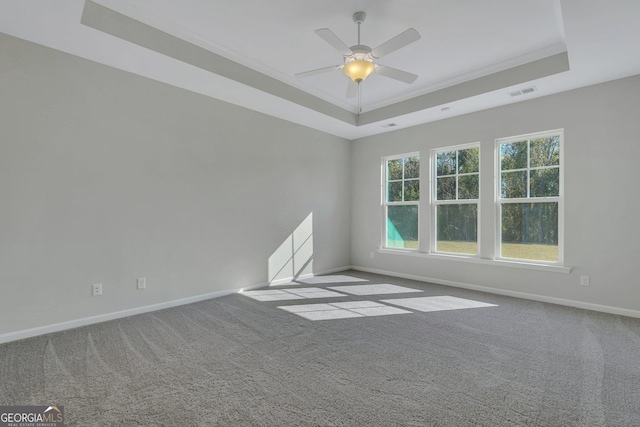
[
  {"xmin": 265, "ymin": 265, "xmax": 353, "ymax": 286},
  {"xmin": 269, "ymin": 273, "xmax": 314, "ymax": 286},
  {"xmin": 7, "ymin": 263, "xmax": 631, "ymax": 344},
  {"xmin": 0, "ymin": 266, "xmax": 354, "ymax": 345},
  {"xmin": 351, "ymin": 265, "xmax": 640, "ymax": 319},
  {"xmin": 311, "ymin": 265, "xmax": 354, "ymax": 276},
  {"xmin": 0, "ymin": 284, "xmax": 263, "ymax": 345}
]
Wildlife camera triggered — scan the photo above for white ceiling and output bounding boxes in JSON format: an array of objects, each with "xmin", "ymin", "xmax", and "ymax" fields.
[{"xmin": 1, "ymin": 0, "xmax": 639, "ymax": 139}]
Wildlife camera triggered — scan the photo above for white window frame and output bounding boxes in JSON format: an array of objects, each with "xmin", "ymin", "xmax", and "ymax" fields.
[
  {"xmin": 382, "ymin": 152, "xmax": 420, "ymax": 251},
  {"xmin": 495, "ymin": 129, "xmax": 564, "ymax": 264},
  {"xmin": 430, "ymin": 142, "xmax": 481, "ymax": 256}
]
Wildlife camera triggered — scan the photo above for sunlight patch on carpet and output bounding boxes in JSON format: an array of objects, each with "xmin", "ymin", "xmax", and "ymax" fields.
[
  {"xmin": 295, "ymin": 275, "xmax": 369, "ymax": 285},
  {"xmin": 382, "ymin": 296, "xmax": 497, "ymax": 312},
  {"xmin": 327, "ymin": 284, "xmax": 423, "ymax": 296},
  {"xmin": 241, "ymin": 288, "xmax": 346, "ymax": 301},
  {"xmin": 278, "ymin": 301, "xmax": 412, "ymax": 321}
]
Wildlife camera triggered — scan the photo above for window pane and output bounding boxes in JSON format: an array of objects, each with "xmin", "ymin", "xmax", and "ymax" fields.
[
  {"xmin": 404, "ymin": 180, "xmax": 420, "ymax": 201},
  {"xmin": 459, "ymin": 174, "xmax": 479, "ymax": 199},
  {"xmin": 387, "ymin": 159, "xmax": 403, "ymax": 180},
  {"xmin": 500, "ymin": 141, "xmax": 528, "ymax": 171},
  {"xmin": 387, "ymin": 181, "xmax": 402, "ymax": 202},
  {"xmin": 437, "ymin": 151, "xmax": 456, "ymax": 176},
  {"xmin": 530, "ymin": 136, "xmax": 560, "ymax": 167},
  {"xmin": 501, "ymin": 171, "xmax": 527, "ymax": 198},
  {"xmin": 404, "ymin": 156, "xmax": 420, "ymax": 179},
  {"xmin": 530, "ymin": 168, "xmax": 559, "ymax": 197},
  {"xmin": 458, "ymin": 147, "xmax": 479, "ymax": 173},
  {"xmin": 437, "ymin": 176, "xmax": 456, "ymax": 200},
  {"xmin": 387, "ymin": 205, "xmax": 418, "ymax": 249},
  {"xmin": 436, "ymin": 204, "xmax": 478, "ymax": 255},
  {"xmin": 501, "ymin": 202, "xmax": 558, "ymax": 262}
]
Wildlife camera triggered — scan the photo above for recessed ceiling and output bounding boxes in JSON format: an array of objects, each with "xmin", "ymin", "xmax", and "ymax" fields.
[
  {"xmin": 1, "ymin": 0, "xmax": 640, "ymax": 139},
  {"xmin": 89, "ymin": 0, "xmax": 565, "ymax": 112}
]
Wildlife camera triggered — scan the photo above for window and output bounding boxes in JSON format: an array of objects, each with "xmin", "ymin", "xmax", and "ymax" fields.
[
  {"xmin": 497, "ymin": 130, "xmax": 563, "ymax": 263},
  {"xmin": 384, "ymin": 154, "xmax": 420, "ymax": 249},
  {"xmin": 380, "ymin": 129, "xmax": 566, "ymax": 270},
  {"xmin": 432, "ymin": 144, "xmax": 480, "ymax": 255}
]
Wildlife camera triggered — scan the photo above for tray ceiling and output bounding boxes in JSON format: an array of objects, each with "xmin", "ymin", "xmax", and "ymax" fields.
[{"xmin": 1, "ymin": 0, "xmax": 639, "ymax": 139}]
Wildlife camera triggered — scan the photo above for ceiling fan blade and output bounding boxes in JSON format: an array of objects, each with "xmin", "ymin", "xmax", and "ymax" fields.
[
  {"xmin": 315, "ymin": 28, "xmax": 353, "ymax": 56},
  {"xmin": 372, "ymin": 28, "xmax": 421, "ymax": 59},
  {"xmin": 295, "ymin": 65, "xmax": 342, "ymax": 78},
  {"xmin": 346, "ymin": 80, "xmax": 358, "ymax": 98},
  {"xmin": 375, "ymin": 65, "xmax": 418, "ymax": 84}
]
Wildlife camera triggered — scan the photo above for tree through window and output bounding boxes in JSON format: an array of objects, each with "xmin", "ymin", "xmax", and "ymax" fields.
[
  {"xmin": 432, "ymin": 144, "xmax": 480, "ymax": 255},
  {"xmin": 384, "ymin": 154, "xmax": 419, "ymax": 249},
  {"xmin": 497, "ymin": 130, "xmax": 563, "ymax": 262}
]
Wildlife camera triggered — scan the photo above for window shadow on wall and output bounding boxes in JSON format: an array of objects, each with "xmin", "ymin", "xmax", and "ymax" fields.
[{"xmin": 268, "ymin": 213, "xmax": 313, "ymax": 284}]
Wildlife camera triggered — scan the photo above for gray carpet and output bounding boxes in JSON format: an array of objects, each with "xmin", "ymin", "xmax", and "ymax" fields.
[{"xmin": 1, "ymin": 270, "xmax": 639, "ymax": 426}]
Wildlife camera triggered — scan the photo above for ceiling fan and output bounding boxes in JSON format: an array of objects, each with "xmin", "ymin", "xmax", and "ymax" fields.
[{"xmin": 296, "ymin": 11, "xmax": 421, "ymax": 102}]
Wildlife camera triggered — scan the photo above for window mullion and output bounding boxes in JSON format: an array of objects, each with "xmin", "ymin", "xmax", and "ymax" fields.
[
  {"xmin": 526, "ymin": 139, "xmax": 531, "ymax": 199},
  {"xmin": 436, "ymin": 199, "xmax": 478, "ymax": 205},
  {"xmin": 401, "ymin": 158, "xmax": 405, "ymax": 202},
  {"xmin": 456, "ymin": 150, "xmax": 460, "ymax": 201},
  {"xmin": 500, "ymin": 196, "xmax": 559, "ymax": 203}
]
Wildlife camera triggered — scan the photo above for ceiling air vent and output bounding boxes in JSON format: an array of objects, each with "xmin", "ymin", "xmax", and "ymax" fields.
[{"xmin": 509, "ymin": 86, "xmax": 537, "ymax": 97}]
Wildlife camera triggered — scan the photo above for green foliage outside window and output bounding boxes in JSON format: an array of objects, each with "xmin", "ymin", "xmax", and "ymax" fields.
[
  {"xmin": 386, "ymin": 155, "xmax": 419, "ymax": 249},
  {"xmin": 434, "ymin": 146, "xmax": 479, "ymax": 254},
  {"xmin": 387, "ymin": 205, "xmax": 419, "ymax": 249},
  {"xmin": 499, "ymin": 134, "xmax": 561, "ymax": 262}
]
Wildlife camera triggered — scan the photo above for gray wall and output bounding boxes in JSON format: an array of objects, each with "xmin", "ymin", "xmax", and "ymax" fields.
[
  {"xmin": 2, "ymin": 31, "xmax": 639, "ymax": 339},
  {"xmin": 351, "ymin": 75, "xmax": 640, "ymax": 313},
  {"xmin": 0, "ymin": 34, "xmax": 351, "ymax": 336}
]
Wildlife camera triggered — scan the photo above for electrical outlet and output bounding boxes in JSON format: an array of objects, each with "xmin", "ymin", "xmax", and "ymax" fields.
[
  {"xmin": 137, "ymin": 277, "xmax": 146, "ymax": 289},
  {"xmin": 92, "ymin": 283, "xmax": 102, "ymax": 296},
  {"xmin": 370, "ymin": 252, "xmax": 374, "ymax": 259},
  {"xmin": 580, "ymin": 275, "xmax": 590, "ymax": 286}
]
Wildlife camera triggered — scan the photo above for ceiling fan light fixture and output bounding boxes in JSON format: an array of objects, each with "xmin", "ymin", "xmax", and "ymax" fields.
[{"xmin": 343, "ymin": 59, "xmax": 375, "ymax": 83}]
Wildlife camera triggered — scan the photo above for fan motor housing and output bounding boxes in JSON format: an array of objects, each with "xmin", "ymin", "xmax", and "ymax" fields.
[
  {"xmin": 296, "ymin": 11, "xmax": 420, "ymax": 90},
  {"xmin": 347, "ymin": 45, "xmax": 374, "ymax": 61}
]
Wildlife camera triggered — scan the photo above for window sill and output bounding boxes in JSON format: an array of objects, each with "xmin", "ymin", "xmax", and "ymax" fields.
[{"xmin": 377, "ymin": 248, "xmax": 572, "ymax": 274}]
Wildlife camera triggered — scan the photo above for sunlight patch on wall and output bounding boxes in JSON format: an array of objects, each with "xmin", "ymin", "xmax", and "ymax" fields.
[{"xmin": 268, "ymin": 213, "xmax": 313, "ymax": 283}]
